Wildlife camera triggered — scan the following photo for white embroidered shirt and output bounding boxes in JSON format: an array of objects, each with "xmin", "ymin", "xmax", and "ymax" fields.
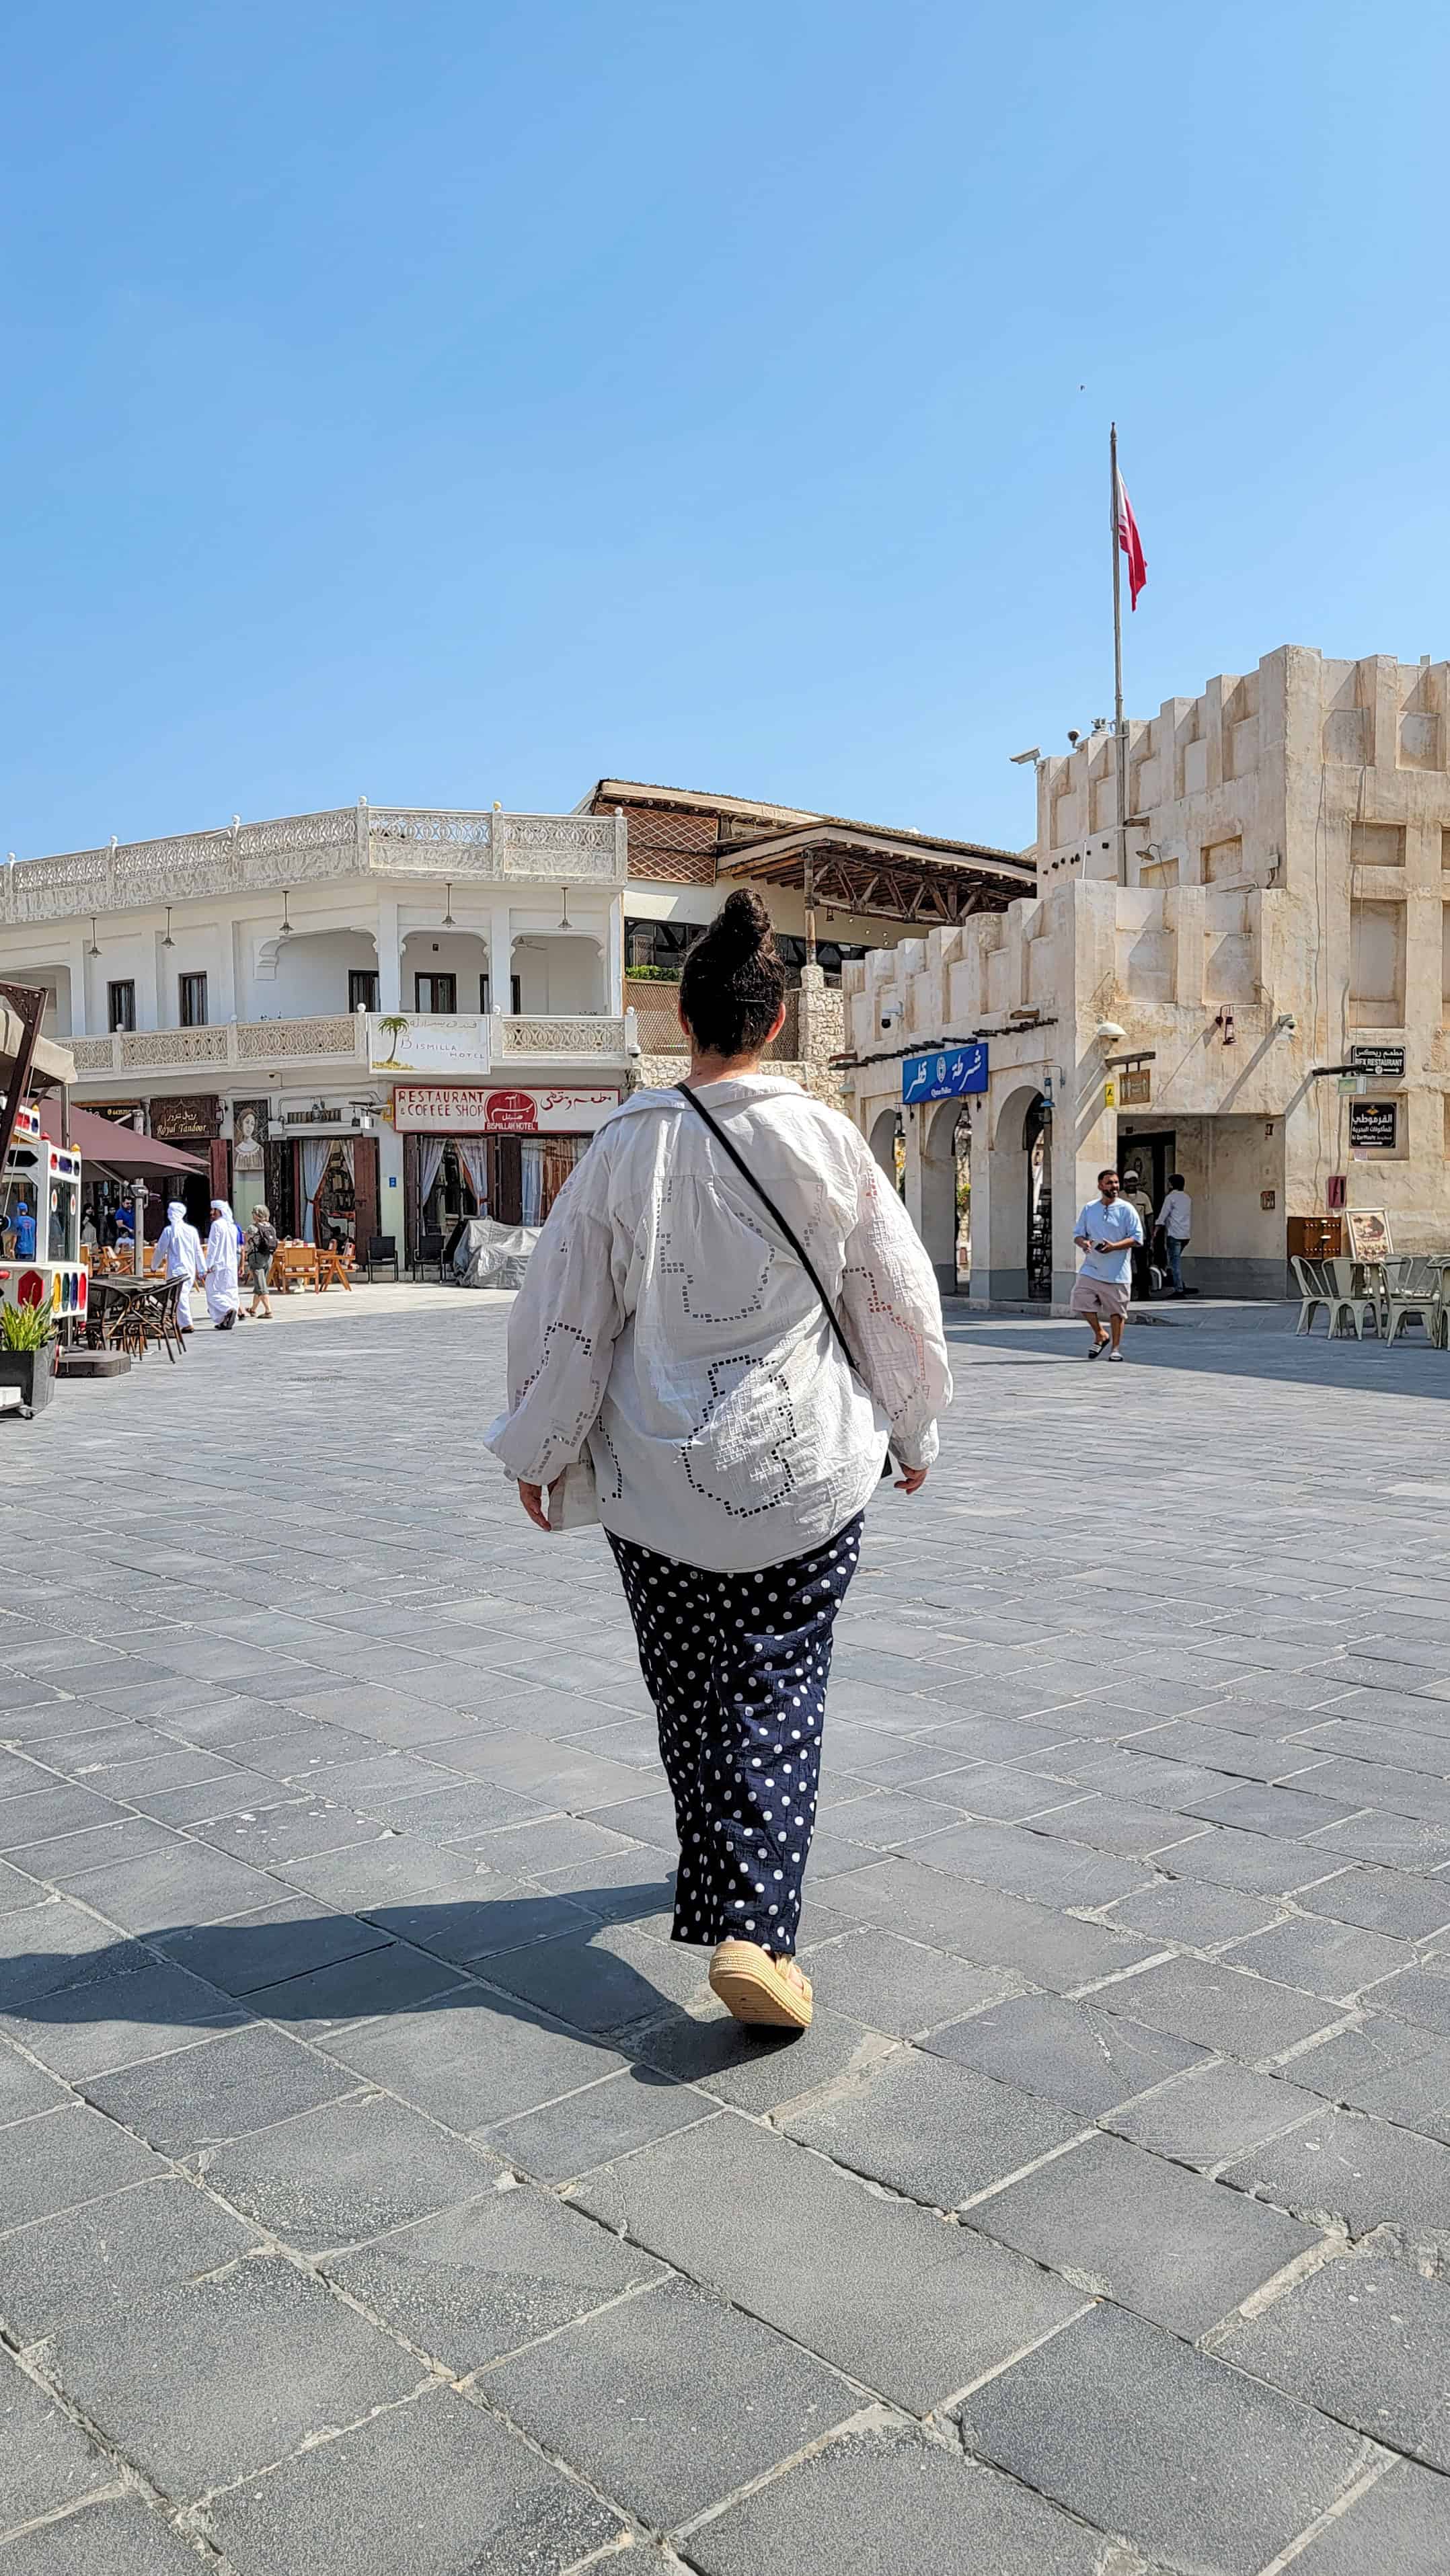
[{"xmin": 485, "ymin": 1075, "xmax": 953, "ymax": 1572}]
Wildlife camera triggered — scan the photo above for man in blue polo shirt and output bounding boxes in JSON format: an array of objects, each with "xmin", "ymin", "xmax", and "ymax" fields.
[{"xmin": 1072, "ymin": 1167, "xmax": 1143, "ymax": 1362}]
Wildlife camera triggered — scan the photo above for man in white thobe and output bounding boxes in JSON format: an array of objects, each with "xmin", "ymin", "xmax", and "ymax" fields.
[
  {"xmin": 204, "ymin": 1198, "xmax": 241, "ymax": 1329},
  {"xmin": 155, "ymin": 1200, "xmax": 205, "ymax": 1333}
]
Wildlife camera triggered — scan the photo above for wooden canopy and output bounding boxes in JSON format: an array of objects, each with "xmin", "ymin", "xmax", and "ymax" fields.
[{"xmin": 718, "ymin": 821, "xmax": 1034, "ymax": 929}]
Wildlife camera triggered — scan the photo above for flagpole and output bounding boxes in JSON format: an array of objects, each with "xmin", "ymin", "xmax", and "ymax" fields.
[{"xmin": 1110, "ymin": 420, "xmax": 1127, "ymax": 888}]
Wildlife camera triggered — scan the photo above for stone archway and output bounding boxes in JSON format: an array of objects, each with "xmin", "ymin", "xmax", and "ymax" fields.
[
  {"xmin": 921, "ymin": 1097, "xmax": 972, "ymax": 1294},
  {"xmin": 987, "ymin": 1083, "xmax": 1049, "ymax": 1302},
  {"xmin": 869, "ymin": 1106, "xmax": 904, "ymax": 1195}
]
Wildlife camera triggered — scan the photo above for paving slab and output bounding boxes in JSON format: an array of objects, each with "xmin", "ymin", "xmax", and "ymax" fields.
[
  {"xmin": 485, "ymin": 2064, "xmax": 716, "ymax": 2179},
  {"xmin": 682, "ymin": 2421, "xmax": 1131, "ymax": 2576},
  {"xmin": 0, "ymin": 2101, "xmax": 163, "ymax": 2231},
  {"xmin": 1098, "ymin": 1952, "xmax": 1348, "ymax": 2058},
  {"xmin": 571, "ymin": 2113, "xmax": 1087, "ymax": 2413},
  {"xmin": 922, "ymin": 1990, "xmax": 1209, "ymax": 2115},
  {"xmin": 1223, "ymin": 2106, "xmax": 1450, "ymax": 2251},
  {"xmin": 323, "ymin": 1990, "xmax": 625, "ymax": 2129},
  {"xmin": 488, "ymin": 2275, "xmax": 860, "ymax": 2524},
  {"xmin": 0, "ymin": 2178, "xmax": 261, "ymax": 2343},
  {"xmin": 969, "ymin": 2128, "xmax": 1320, "ymax": 2335},
  {"xmin": 0, "ymin": 2362, "xmax": 112, "ymax": 2534},
  {"xmin": 325, "ymin": 2181, "xmax": 662, "ymax": 2370},
  {"xmin": 785, "ymin": 2046, "xmax": 1083, "ymax": 2206},
  {"xmin": 0, "ymin": 2495, "xmax": 218, "ymax": 2572},
  {"xmin": 792, "ymin": 1927, "xmax": 1023, "ymax": 2036},
  {"xmin": 202, "ymin": 2383, "xmax": 622, "ymax": 2575},
  {"xmin": 954, "ymin": 2302, "xmax": 1371, "ymax": 2576},
  {"xmin": 1218, "ymin": 2244, "xmax": 1450, "ymax": 2469},
  {"xmin": 53, "ymin": 2252, "xmax": 419, "ymax": 2497},
  {"xmin": 1, "ymin": 1945, "xmax": 245, "ymax": 2079},
  {"xmin": 196, "ymin": 2087, "xmax": 502, "ymax": 2251},
  {"xmin": 1280, "ymin": 2459, "xmax": 1450, "ymax": 2573},
  {"xmin": 79, "ymin": 2020, "xmax": 358, "ymax": 2151},
  {"xmin": 1103, "ymin": 2060, "xmax": 1325, "ymax": 2169}
]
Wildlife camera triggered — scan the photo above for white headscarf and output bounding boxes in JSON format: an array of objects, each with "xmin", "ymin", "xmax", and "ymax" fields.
[
  {"xmin": 166, "ymin": 1200, "xmax": 187, "ymax": 1233},
  {"xmin": 210, "ymin": 1198, "xmax": 233, "ymax": 1223}
]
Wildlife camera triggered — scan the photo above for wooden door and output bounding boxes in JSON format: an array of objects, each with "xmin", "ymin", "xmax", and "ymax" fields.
[{"xmin": 353, "ymin": 1136, "xmax": 379, "ymax": 1248}]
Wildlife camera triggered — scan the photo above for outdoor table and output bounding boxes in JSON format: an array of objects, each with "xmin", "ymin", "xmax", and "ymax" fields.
[
  {"xmin": 315, "ymin": 1247, "xmax": 354, "ymax": 1293},
  {"xmin": 85, "ymin": 1273, "xmax": 184, "ymax": 1360}
]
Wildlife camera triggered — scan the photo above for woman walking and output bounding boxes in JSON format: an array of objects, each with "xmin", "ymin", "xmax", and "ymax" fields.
[
  {"xmin": 155, "ymin": 1198, "xmax": 205, "ymax": 1335},
  {"xmin": 487, "ymin": 891, "xmax": 951, "ymax": 2031},
  {"xmin": 245, "ymin": 1204, "xmax": 277, "ymax": 1319},
  {"xmin": 203, "ymin": 1197, "xmax": 241, "ymax": 1331}
]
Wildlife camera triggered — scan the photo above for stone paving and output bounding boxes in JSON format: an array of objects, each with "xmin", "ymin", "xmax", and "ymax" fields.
[{"xmin": 3, "ymin": 1286, "xmax": 1450, "ymax": 2571}]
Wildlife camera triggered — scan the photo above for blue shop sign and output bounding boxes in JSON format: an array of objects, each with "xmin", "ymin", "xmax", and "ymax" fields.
[{"xmin": 902, "ymin": 1043, "xmax": 988, "ymax": 1105}]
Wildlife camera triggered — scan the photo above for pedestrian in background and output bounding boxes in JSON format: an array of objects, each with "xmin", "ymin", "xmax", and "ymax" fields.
[
  {"xmin": 1072, "ymin": 1168, "xmax": 1143, "ymax": 1361},
  {"xmin": 1120, "ymin": 1165, "xmax": 1155, "ymax": 1299},
  {"xmin": 488, "ymin": 888, "xmax": 952, "ymax": 2035},
  {"xmin": 1157, "ymin": 1171, "xmax": 1193, "ymax": 1295},
  {"xmin": 204, "ymin": 1197, "xmax": 241, "ymax": 1331},
  {"xmin": 245, "ymin": 1204, "xmax": 277, "ymax": 1319},
  {"xmin": 156, "ymin": 1198, "xmax": 205, "ymax": 1335}
]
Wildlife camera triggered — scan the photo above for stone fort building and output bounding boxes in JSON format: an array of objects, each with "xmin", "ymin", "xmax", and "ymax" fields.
[{"xmin": 843, "ymin": 646, "xmax": 1450, "ymax": 1298}]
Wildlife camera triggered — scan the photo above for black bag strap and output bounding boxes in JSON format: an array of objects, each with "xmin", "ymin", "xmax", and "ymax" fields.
[{"xmin": 674, "ymin": 1081, "xmax": 863, "ymax": 1380}]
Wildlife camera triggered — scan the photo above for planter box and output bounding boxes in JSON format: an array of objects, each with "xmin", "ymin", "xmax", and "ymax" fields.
[{"xmin": 0, "ymin": 1341, "xmax": 59, "ymax": 1414}]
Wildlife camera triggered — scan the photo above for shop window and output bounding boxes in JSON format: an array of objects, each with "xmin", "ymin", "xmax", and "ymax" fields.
[
  {"xmin": 108, "ymin": 980, "xmax": 136, "ymax": 1033},
  {"xmin": 625, "ymin": 917, "xmax": 701, "ymax": 976},
  {"xmin": 414, "ymin": 972, "xmax": 457, "ymax": 1013},
  {"xmin": 348, "ymin": 969, "xmax": 379, "ymax": 1013},
  {"xmin": 178, "ymin": 973, "xmax": 208, "ymax": 1027},
  {"xmin": 771, "ymin": 933, "xmax": 867, "ymax": 986}
]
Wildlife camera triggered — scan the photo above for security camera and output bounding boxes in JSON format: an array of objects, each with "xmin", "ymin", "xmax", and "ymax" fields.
[
  {"xmin": 1275, "ymin": 1013, "xmax": 1297, "ymax": 1036},
  {"xmin": 1094, "ymin": 1019, "xmax": 1127, "ymax": 1044},
  {"xmin": 1009, "ymin": 747, "xmax": 1041, "ymax": 766},
  {"xmin": 1067, "ymin": 729, "xmax": 1080, "ymax": 746},
  {"xmin": 879, "ymin": 1001, "xmax": 903, "ymax": 1030}
]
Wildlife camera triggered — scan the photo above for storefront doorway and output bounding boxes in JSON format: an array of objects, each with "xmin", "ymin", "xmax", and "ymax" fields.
[
  {"xmin": 1024, "ymin": 1093, "xmax": 1053, "ymax": 1300},
  {"xmin": 1118, "ymin": 1128, "xmax": 1176, "ymax": 1226}
]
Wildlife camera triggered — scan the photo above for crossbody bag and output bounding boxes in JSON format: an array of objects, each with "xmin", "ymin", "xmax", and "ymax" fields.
[
  {"xmin": 545, "ymin": 1085, "xmax": 895, "ymax": 1530},
  {"xmin": 676, "ymin": 1083, "xmax": 893, "ymax": 1479}
]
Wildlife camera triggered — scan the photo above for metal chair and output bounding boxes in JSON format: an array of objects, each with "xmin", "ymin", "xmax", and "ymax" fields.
[
  {"xmin": 412, "ymin": 1228, "xmax": 446, "ymax": 1282},
  {"xmin": 1292, "ymin": 1256, "xmax": 1342, "ymax": 1335},
  {"xmin": 1325, "ymin": 1259, "xmax": 1381, "ymax": 1339},
  {"xmin": 1381, "ymin": 1255, "xmax": 1443, "ymax": 1347},
  {"xmin": 366, "ymin": 1233, "xmax": 399, "ymax": 1282}
]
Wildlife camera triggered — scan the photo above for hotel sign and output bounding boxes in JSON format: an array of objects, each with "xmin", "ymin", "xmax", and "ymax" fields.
[
  {"xmin": 391, "ymin": 1085, "xmax": 619, "ymax": 1134},
  {"xmin": 367, "ymin": 1014, "xmax": 491, "ymax": 1078}
]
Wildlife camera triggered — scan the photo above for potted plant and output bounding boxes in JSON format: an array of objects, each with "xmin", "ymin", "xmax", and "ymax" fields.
[{"xmin": 0, "ymin": 1300, "xmax": 59, "ymax": 1415}]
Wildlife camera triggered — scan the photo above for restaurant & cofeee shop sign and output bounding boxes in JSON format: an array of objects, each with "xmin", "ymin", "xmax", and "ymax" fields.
[{"xmin": 391, "ymin": 1085, "xmax": 620, "ymax": 1134}]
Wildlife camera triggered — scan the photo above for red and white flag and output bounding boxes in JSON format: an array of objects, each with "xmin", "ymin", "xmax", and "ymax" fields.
[{"xmin": 1116, "ymin": 473, "xmax": 1147, "ymax": 609}]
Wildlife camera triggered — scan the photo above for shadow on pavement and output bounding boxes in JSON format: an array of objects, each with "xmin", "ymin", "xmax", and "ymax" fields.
[{"xmin": 0, "ymin": 1881, "xmax": 810, "ymax": 2097}]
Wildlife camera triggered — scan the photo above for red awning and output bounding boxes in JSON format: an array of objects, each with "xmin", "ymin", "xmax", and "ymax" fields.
[{"xmin": 36, "ymin": 1097, "xmax": 208, "ymax": 1177}]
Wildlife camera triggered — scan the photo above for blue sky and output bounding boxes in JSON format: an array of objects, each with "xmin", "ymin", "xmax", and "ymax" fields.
[{"xmin": 3, "ymin": 1, "xmax": 1445, "ymax": 858}]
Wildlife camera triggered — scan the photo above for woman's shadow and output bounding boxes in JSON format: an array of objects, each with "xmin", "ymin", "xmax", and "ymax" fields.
[{"xmin": 1, "ymin": 1874, "xmax": 809, "ymax": 2109}]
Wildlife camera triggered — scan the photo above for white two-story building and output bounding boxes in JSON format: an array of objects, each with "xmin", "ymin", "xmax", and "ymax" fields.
[{"xmin": 0, "ymin": 782, "xmax": 1029, "ymax": 1261}]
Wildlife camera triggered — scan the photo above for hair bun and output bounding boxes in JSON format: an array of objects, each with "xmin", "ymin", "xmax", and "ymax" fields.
[{"xmin": 701, "ymin": 886, "xmax": 773, "ymax": 967}]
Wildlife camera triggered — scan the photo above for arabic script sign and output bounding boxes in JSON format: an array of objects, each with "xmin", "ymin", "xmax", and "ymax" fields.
[{"xmin": 901, "ymin": 1044, "xmax": 988, "ymax": 1105}]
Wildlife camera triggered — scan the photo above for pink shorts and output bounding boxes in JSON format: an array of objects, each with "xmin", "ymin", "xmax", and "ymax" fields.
[{"xmin": 1071, "ymin": 1275, "xmax": 1131, "ymax": 1318}]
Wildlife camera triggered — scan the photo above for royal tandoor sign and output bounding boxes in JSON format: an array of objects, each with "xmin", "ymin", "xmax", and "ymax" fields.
[{"xmin": 391, "ymin": 1085, "xmax": 619, "ymax": 1134}]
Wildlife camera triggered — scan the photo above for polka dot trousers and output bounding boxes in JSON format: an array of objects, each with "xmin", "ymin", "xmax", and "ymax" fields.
[{"xmin": 607, "ymin": 1514, "xmax": 864, "ymax": 1957}]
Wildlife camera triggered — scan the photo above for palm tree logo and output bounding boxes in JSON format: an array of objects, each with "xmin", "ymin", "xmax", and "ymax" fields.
[{"xmin": 376, "ymin": 1014, "xmax": 410, "ymax": 1068}]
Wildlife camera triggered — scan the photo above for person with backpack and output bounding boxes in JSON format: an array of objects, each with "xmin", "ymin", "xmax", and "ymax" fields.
[
  {"xmin": 245, "ymin": 1203, "xmax": 278, "ymax": 1319},
  {"xmin": 486, "ymin": 890, "xmax": 952, "ymax": 2034}
]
